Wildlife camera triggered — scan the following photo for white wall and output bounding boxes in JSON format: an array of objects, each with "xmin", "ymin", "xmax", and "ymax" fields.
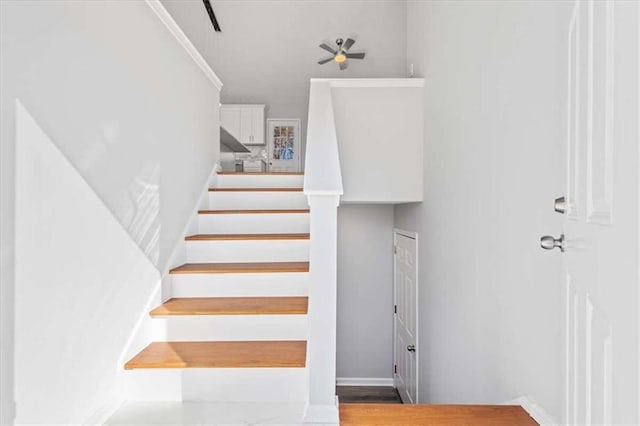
[
  {"xmin": 395, "ymin": 0, "xmax": 570, "ymax": 419},
  {"xmin": 336, "ymin": 205, "xmax": 394, "ymax": 381},
  {"xmin": 161, "ymin": 0, "xmax": 408, "ymax": 165},
  {"xmin": 0, "ymin": 0, "xmax": 220, "ymax": 422}
]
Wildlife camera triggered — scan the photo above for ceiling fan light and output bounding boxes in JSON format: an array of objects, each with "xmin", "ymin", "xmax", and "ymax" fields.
[{"xmin": 334, "ymin": 53, "xmax": 347, "ymax": 63}]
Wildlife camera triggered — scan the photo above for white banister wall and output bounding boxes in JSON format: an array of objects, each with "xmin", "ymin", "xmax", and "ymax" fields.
[
  {"xmin": 303, "ymin": 78, "xmax": 424, "ymax": 423},
  {"xmin": 303, "ymin": 80, "xmax": 343, "ymax": 424},
  {"xmin": 330, "ymin": 78, "xmax": 424, "ymax": 203}
]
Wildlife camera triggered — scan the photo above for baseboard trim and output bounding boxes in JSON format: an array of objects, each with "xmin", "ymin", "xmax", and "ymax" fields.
[
  {"xmin": 303, "ymin": 396, "xmax": 339, "ymax": 424},
  {"xmin": 336, "ymin": 377, "xmax": 394, "ymax": 387},
  {"xmin": 502, "ymin": 396, "xmax": 558, "ymax": 426}
]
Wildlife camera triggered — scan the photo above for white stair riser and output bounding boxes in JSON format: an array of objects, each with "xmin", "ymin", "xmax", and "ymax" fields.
[
  {"xmin": 154, "ymin": 315, "xmax": 308, "ymax": 341},
  {"xmin": 171, "ymin": 272, "xmax": 309, "ymax": 297},
  {"xmin": 198, "ymin": 213, "xmax": 309, "ymax": 234},
  {"xmin": 186, "ymin": 239, "xmax": 309, "ymax": 263},
  {"xmin": 217, "ymin": 174, "xmax": 303, "ymax": 189},
  {"xmin": 127, "ymin": 368, "xmax": 307, "ymax": 402},
  {"xmin": 126, "ymin": 369, "xmax": 182, "ymax": 401},
  {"xmin": 209, "ymin": 191, "xmax": 308, "ymax": 210}
]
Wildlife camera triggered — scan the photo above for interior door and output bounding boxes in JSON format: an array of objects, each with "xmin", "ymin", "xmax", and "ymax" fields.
[
  {"xmin": 555, "ymin": 1, "xmax": 639, "ymax": 424},
  {"xmin": 267, "ymin": 119, "xmax": 301, "ymax": 172},
  {"xmin": 393, "ymin": 229, "xmax": 418, "ymax": 403}
]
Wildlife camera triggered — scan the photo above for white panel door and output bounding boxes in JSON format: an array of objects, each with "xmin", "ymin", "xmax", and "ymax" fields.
[
  {"xmin": 559, "ymin": 1, "xmax": 639, "ymax": 424},
  {"xmin": 393, "ymin": 230, "xmax": 418, "ymax": 403}
]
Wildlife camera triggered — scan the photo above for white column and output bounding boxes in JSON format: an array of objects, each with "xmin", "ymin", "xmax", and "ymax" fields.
[{"xmin": 303, "ymin": 194, "xmax": 340, "ymax": 424}]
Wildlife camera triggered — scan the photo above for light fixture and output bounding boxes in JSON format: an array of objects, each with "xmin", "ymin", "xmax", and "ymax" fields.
[
  {"xmin": 317, "ymin": 37, "xmax": 366, "ymax": 70},
  {"xmin": 334, "ymin": 53, "xmax": 347, "ymax": 63}
]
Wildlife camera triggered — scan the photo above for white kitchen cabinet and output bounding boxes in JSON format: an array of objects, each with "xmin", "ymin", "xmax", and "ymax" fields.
[{"xmin": 220, "ymin": 104, "xmax": 265, "ymax": 145}]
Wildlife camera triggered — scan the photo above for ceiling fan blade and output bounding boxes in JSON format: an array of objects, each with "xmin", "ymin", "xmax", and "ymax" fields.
[
  {"xmin": 318, "ymin": 56, "xmax": 334, "ymax": 65},
  {"xmin": 345, "ymin": 52, "xmax": 365, "ymax": 59},
  {"xmin": 319, "ymin": 43, "xmax": 337, "ymax": 54},
  {"xmin": 342, "ymin": 38, "xmax": 356, "ymax": 51},
  {"xmin": 339, "ymin": 61, "xmax": 348, "ymax": 71}
]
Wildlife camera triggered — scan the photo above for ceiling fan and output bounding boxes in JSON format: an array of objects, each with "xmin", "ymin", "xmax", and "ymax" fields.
[{"xmin": 317, "ymin": 37, "xmax": 366, "ymax": 70}]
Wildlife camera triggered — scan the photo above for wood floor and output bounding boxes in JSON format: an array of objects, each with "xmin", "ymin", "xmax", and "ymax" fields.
[
  {"xmin": 335, "ymin": 387, "xmax": 538, "ymax": 425},
  {"xmin": 339, "ymin": 404, "xmax": 539, "ymax": 426},
  {"xmin": 336, "ymin": 386, "xmax": 401, "ymax": 404}
]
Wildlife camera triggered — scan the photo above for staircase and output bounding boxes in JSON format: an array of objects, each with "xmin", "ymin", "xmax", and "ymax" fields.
[{"xmin": 124, "ymin": 172, "xmax": 311, "ymax": 404}]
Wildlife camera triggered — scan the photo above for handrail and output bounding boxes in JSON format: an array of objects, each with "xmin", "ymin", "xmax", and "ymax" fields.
[{"xmin": 303, "ymin": 79, "xmax": 343, "ymax": 196}]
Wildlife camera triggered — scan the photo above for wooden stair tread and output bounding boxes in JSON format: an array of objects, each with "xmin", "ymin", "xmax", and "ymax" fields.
[
  {"xmin": 209, "ymin": 187, "xmax": 303, "ymax": 192},
  {"xmin": 185, "ymin": 233, "xmax": 309, "ymax": 241},
  {"xmin": 124, "ymin": 341, "xmax": 306, "ymax": 369},
  {"xmin": 198, "ymin": 209, "xmax": 309, "ymax": 214},
  {"xmin": 218, "ymin": 172, "xmax": 304, "ymax": 175},
  {"xmin": 150, "ymin": 297, "xmax": 308, "ymax": 316},
  {"xmin": 339, "ymin": 404, "xmax": 538, "ymax": 426},
  {"xmin": 170, "ymin": 261, "xmax": 309, "ymax": 274}
]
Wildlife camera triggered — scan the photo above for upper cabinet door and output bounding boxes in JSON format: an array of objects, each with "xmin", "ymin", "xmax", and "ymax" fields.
[
  {"xmin": 220, "ymin": 108, "xmax": 241, "ymax": 141},
  {"xmin": 220, "ymin": 104, "xmax": 266, "ymax": 145},
  {"xmin": 239, "ymin": 108, "xmax": 253, "ymax": 144},
  {"xmin": 251, "ymin": 107, "xmax": 265, "ymax": 144}
]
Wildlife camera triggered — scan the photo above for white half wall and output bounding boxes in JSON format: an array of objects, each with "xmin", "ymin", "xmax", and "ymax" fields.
[
  {"xmin": 15, "ymin": 102, "xmax": 160, "ymax": 424},
  {"xmin": 395, "ymin": 0, "xmax": 571, "ymax": 419},
  {"xmin": 331, "ymin": 80, "xmax": 424, "ymax": 203},
  {"xmin": 337, "ymin": 205, "xmax": 394, "ymax": 381}
]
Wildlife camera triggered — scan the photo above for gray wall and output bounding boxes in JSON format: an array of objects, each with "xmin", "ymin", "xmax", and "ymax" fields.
[
  {"xmin": 395, "ymin": 0, "xmax": 570, "ymax": 416},
  {"xmin": 337, "ymin": 205, "xmax": 394, "ymax": 380},
  {"xmin": 161, "ymin": 0, "xmax": 408, "ymax": 163}
]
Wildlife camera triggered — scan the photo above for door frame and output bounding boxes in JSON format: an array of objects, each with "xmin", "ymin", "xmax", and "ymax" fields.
[{"xmin": 392, "ymin": 228, "xmax": 419, "ymax": 403}]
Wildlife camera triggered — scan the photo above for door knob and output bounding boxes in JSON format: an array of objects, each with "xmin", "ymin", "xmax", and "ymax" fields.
[
  {"xmin": 540, "ymin": 234, "xmax": 565, "ymax": 252},
  {"xmin": 554, "ymin": 196, "xmax": 566, "ymax": 214},
  {"xmin": 407, "ymin": 345, "xmax": 416, "ymax": 352}
]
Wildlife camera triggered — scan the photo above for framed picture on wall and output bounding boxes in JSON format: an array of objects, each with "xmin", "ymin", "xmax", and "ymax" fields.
[{"xmin": 266, "ymin": 119, "xmax": 301, "ymax": 172}]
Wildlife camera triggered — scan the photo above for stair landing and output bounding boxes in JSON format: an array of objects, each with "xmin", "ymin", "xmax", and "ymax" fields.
[
  {"xmin": 339, "ymin": 404, "xmax": 539, "ymax": 426},
  {"xmin": 107, "ymin": 402, "xmax": 538, "ymax": 425}
]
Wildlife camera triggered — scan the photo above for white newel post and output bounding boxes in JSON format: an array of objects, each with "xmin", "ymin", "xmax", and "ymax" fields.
[
  {"xmin": 303, "ymin": 194, "xmax": 340, "ymax": 424},
  {"xmin": 303, "ymin": 79, "xmax": 343, "ymax": 424}
]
